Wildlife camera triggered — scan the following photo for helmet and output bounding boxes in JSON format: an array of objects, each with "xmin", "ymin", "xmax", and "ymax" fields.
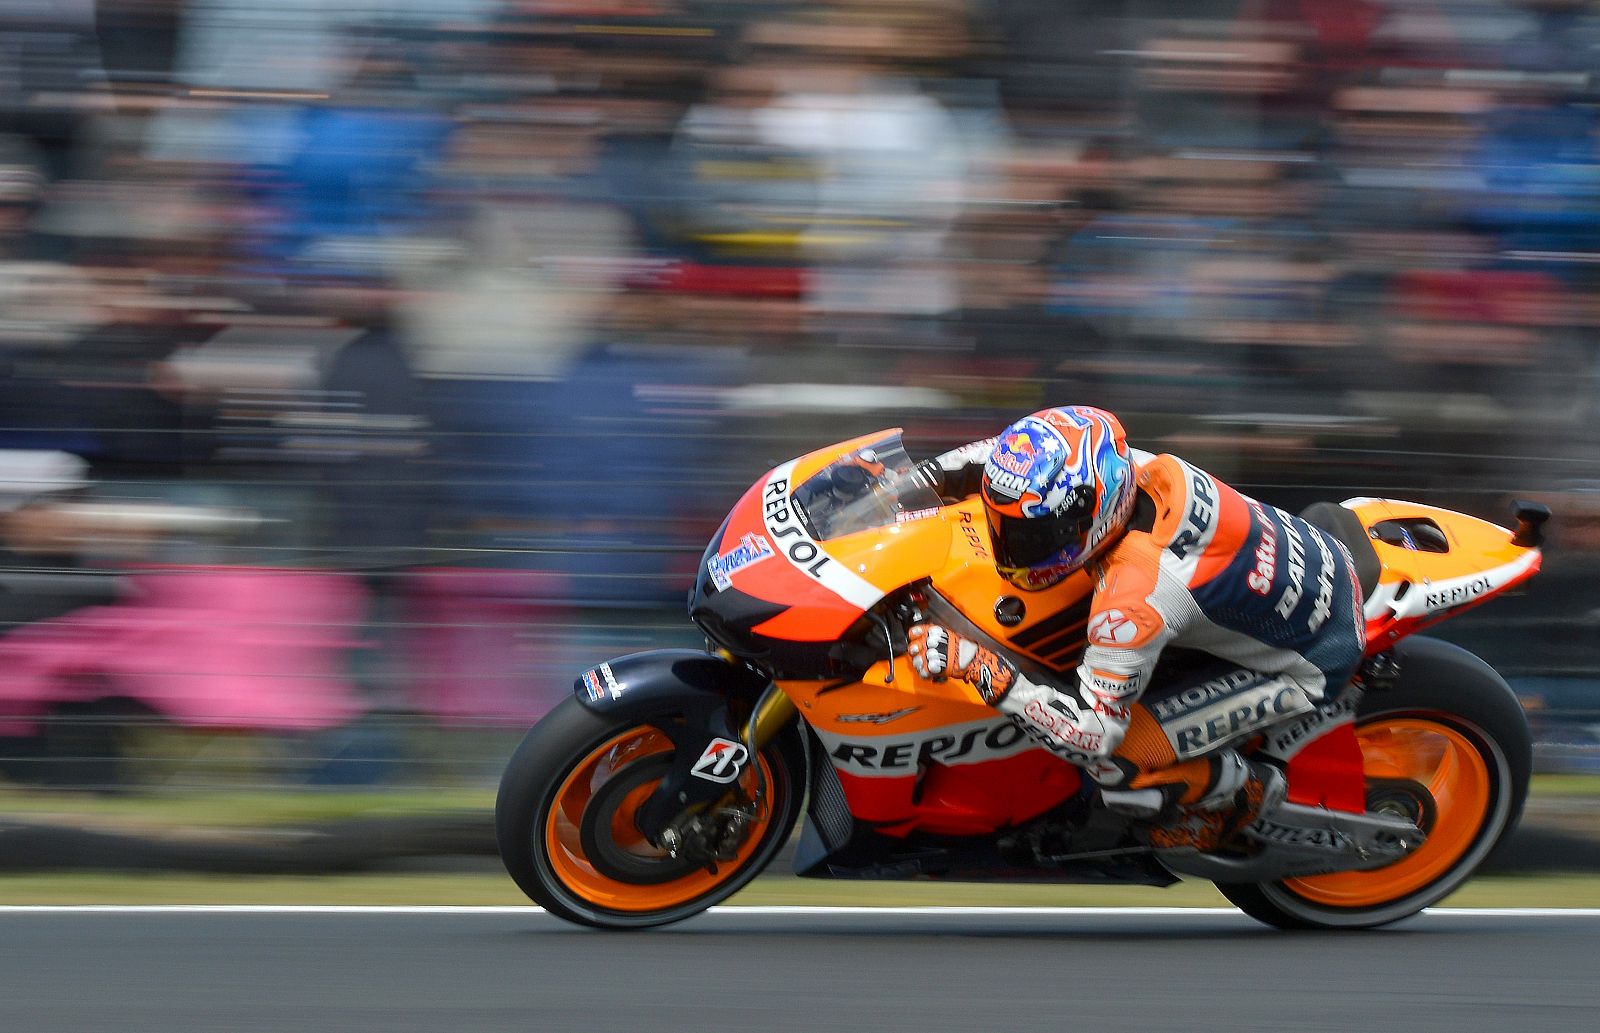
[{"xmin": 980, "ymin": 406, "xmax": 1135, "ymax": 590}]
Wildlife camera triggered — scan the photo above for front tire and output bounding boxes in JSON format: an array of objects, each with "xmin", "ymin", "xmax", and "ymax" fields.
[
  {"xmin": 495, "ymin": 696, "xmax": 805, "ymax": 929},
  {"xmin": 1219, "ymin": 642, "xmax": 1531, "ymax": 930}
]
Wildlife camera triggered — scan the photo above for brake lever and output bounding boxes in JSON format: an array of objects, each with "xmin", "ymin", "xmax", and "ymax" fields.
[{"xmin": 869, "ymin": 609, "xmax": 896, "ymax": 684}]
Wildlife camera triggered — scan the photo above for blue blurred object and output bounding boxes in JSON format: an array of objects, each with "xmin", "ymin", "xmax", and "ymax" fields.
[
  {"xmin": 240, "ymin": 104, "xmax": 453, "ymax": 277},
  {"xmin": 427, "ymin": 341, "xmax": 749, "ymax": 606}
]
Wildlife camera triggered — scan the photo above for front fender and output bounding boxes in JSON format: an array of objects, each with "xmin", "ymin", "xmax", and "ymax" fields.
[
  {"xmin": 575, "ymin": 649, "xmax": 771, "ymax": 716},
  {"xmin": 574, "ymin": 649, "xmax": 776, "ymax": 838}
]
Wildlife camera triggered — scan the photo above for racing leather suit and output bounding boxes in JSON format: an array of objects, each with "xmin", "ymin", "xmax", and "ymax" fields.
[{"xmin": 910, "ymin": 441, "xmax": 1367, "ymax": 831}]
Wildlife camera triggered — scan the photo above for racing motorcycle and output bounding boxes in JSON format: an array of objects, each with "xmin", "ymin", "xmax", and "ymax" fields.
[{"xmin": 496, "ymin": 430, "xmax": 1547, "ymax": 930}]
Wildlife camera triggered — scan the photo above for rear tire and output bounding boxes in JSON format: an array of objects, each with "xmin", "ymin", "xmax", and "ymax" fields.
[
  {"xmin": 1219, "ymin": 642, "xmax": 1530, "ymax": 930},
  {"xmin": 495, "ymin": 696, "xmax": 806, "ymax": 929}
]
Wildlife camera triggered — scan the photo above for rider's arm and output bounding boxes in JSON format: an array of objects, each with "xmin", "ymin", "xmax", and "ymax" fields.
[
  {"xmin": 909, "ymin": 537, "xmax": 1182, "ymax": 767},
  {"xmin": 905, "ymin": 596, "xmax": 1174, "ymax": 766},
  {"xmin": 908, "ymin": 438, "xmax": 996, "ymax": 501}
]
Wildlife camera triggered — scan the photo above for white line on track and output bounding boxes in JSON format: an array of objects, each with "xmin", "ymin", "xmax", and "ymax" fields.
[{"xmin": 0, "ymin": 905, "xmax": 1598, "ymax": 917}]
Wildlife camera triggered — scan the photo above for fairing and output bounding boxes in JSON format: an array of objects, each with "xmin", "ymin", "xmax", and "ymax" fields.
[
  {"xmin": 1342, "ymin": 498, "xmax": 1544, "ymax": 650},
  {"xmin": 683, "ymin": 439, "xmax": 1545, "ymax": 865},
  {"xmin": 689, "ymin": 430, "xmax": 951, "ymax": 673}
]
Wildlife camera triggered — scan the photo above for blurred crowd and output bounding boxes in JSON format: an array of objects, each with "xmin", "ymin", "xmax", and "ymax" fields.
[{"xmin": 2, "ymin": 0, "xmax": 1600, "ymax": 785}]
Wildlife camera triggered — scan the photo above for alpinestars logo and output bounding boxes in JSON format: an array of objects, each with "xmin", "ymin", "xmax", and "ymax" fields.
[
  {"xmin": 1088, "ymin": 608, "xmax": 1138, "ymax": 646},
  {"xmin": 690, "ymin": 738, "xmax": 750, "ymax": 783}
]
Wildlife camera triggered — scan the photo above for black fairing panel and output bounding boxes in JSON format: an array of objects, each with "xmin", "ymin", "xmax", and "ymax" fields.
[
  {"xmin": 1300, "ymin": 501, "xmax": 1382, "ymax": 598},
  {"xmin": 574, "ymin": 649, "xmax": 771, "ymax": 716},
  {"xmin": 688, "ymin": 518, "xmax": 840, "ymax": 678}
]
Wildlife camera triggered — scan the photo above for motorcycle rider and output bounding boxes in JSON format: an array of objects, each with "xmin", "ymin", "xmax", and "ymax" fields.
[{"xmin": 904, "ymin": 406, "xmax": 1367, "ymax": 851}]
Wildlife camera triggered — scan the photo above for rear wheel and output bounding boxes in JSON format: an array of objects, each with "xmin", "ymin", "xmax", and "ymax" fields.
[
  {"xmin": 496, "ymin": 696, "xmax": 805, "ymax": 929},
  {"xmin": 1219, "ymin": 652, "xmax": 1530, "ymax": 930}
]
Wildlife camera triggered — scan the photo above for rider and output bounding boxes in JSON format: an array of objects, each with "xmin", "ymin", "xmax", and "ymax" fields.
[{"xmin": 904, "ymin": 406, "xmax": 1367, "ymax": 851}]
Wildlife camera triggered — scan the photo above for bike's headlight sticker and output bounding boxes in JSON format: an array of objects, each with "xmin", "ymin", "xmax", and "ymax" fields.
[{"xmin": 707, "ymin": 532, "xmax": 775, "ymax": 591}]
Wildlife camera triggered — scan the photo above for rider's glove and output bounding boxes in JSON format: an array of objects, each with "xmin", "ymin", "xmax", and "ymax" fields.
[
  {"xmin": 907, "ymin": 438, "xmax": 996, "ymax": 500},
  {"xmin": 906, "ymin": 623, "xmax": 1018, "ymax": 705}
]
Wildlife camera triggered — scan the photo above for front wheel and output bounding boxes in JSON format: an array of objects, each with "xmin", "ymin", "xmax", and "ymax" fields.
[
  {"xmin": 495, "ymin": 696, "xmax": 806, "ymax": 929},
  {"xmin": 1219, "ymin": 643, "xmax": 1531, "ymax": 930}
]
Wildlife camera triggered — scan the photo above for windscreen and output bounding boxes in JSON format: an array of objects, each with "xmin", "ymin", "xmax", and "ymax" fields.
[{"xmin": 789, "ymin": 433, "xmax": 945, "ymax": 541}]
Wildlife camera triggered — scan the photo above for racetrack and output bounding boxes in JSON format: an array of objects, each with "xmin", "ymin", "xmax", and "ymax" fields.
[{"xmin": 2, "ymin": 907, "xmax": 1596, "ymax": 1033}]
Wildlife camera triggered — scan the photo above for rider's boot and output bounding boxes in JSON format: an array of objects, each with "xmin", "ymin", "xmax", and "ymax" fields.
[{"xmin": 1101, "ymin": 750, "xmax": 1287, "ymax": 852}]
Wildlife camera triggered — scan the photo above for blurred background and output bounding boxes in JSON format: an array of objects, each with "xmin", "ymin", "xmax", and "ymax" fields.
[{"xmin": 1, "ymin": 0, "xmax": 1598, "ymax": 882}]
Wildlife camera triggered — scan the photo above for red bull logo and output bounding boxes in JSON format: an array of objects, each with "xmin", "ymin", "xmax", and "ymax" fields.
[{"xmin": 992, "ymin": 432, "xmax": 1036, "ymax": 477}]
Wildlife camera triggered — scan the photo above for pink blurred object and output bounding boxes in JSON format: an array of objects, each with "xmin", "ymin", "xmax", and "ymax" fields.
[
  {"xmin": 400, "ymin": 568, "xmax": 571, "ymax": 725},
  {"xmin": 0, "ymin": 567, "xmax": 367, "ymax": 736}
]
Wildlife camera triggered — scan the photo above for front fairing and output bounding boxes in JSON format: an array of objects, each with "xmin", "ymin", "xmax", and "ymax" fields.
[{"xmin": 690, "ymin": 430, "xmax": 954, "ymax": 673}]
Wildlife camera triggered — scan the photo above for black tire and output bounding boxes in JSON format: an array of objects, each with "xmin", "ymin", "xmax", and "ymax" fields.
[
  {"xmin": 495, "ymin": 696, "xmax": 806, "ymax": 929},
  {"xmin": 1219, "ymin": 639, "xmax": 1531, "ymax": 930}
]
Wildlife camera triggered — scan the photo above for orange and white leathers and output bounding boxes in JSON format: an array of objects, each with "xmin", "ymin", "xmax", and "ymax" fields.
[{"xmin": 914, "ymin": 443, "xmax": 1367, "ymax": 811}]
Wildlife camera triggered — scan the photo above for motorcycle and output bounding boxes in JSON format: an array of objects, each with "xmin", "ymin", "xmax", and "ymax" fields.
[{"xmin": 496, "ymin": 429, "xmax": 1547, "ymax": 930}]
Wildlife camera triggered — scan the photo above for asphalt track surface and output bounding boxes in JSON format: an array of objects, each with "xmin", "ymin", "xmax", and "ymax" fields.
[{"xmin": 2, "ymin": 906, "xmax": 1597, "ymax": 1033}]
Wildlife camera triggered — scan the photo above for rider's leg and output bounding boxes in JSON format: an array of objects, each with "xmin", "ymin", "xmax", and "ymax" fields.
[
  {"xmin": 1092, "ymin": 706, "xmax": 1285, "ymax": 819},
  {"xmin": 1086, "ymin": 662, "xmax": 1322, "ymax": 849}
]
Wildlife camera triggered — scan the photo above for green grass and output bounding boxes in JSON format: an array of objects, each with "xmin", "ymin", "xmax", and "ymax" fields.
[
  {"xmin": 0, "ymin": 787, "xmax": 495, "ymax": 829},
  {"xmin": 0, "ymin": 774, "xmax": 1591, "ymax": 831},
  {"xmin": 1529, "ymin": 774, "xmax": 1600, "ymax": 797},
  {"xmin": 2, "ymin": 872, "xmax": 1599, "ymax": 909},
  {"xmin": 0, "ymin": 775, "xmax": 1596, "ymax": 908}
]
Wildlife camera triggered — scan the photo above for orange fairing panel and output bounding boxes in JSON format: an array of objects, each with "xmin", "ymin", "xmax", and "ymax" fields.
[
  {"xmin": 1343, "ymin": 498, "xmax": 1542, "ymax": 625},
  {"xmin": 747, "ymin": 514, "xmax": 954, "ymax": 641},
  {"xmin": 930, "ymin": 499, "xmax": 1096, "ymax": 670},
  {"xmin": 715, "ymin": 431, "xmax": 953, "ymax": 643},
  {"xmin": 780, "ymin": 663, "xmax": 1083, "ymax": 833},
  {"xmin": 783, "ymin": 661, "xmax": 1000, "ymax": 740}
]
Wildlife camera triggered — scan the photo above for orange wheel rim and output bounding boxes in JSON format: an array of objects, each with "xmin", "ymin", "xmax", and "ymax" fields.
[
  {"xmin": 1284, "ymin": 717, "xmax": 1492, "ymax": 909},
  {"xmin": 543, "ymin": 727, "xmax": 778, "ymax": 913}
]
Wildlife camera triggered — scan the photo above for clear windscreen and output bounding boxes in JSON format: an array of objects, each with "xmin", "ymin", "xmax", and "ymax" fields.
[{"xmin": 789, "ymin": 433, "xmax": 945, "ymax": 541}]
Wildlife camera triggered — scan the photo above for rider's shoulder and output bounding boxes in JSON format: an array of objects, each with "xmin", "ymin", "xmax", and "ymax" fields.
[
  {"xmin": 1129, "ymin": 451, "xmax": 1185, "ymax": 493},
  {"xmin": 1131, "ymin": 451, "xmax": 1233, "ymax": 497}
]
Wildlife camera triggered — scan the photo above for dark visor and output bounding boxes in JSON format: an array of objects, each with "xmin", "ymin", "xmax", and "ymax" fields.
[{"xmin": 986, "ymin": 486, "xmax": 1095, "ymax": 568}]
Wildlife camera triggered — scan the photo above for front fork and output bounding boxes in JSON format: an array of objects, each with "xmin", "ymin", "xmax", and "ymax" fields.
[
  {"xmin": 745, "ymin": 681, "xmax": 800, "ymax": 753},
  {"xmin": 648, "ymin": 676, "xmax": 798, "ymax": 863}
]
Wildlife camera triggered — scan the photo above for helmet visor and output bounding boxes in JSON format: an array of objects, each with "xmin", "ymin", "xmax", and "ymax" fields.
[{"xmin": 985, "ymin": 486, "xmax": 1095, "ymax": 569}]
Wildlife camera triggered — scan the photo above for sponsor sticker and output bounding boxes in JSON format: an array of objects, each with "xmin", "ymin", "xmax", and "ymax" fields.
[
  {"xmin": 760, "ymin": 463, "xmax": 881, "ymax": 609},
  {"xmin": 1423, "ymin": 575, "xmax": 1490, "ymax": 612},
  {"xmin": 984, "ymin": 467, "xmax": 1030, "ymax": 500},
  {"xmin": 957, "ymin": 511, "xmax": 991, "ymax": 559},
  {"xmin": 813, "ymin": 717, "xmax": 1036, "ymax": 778},
  {"xmin": 1160, "ymin": 681, "xmax": 1309, "ymax": 757},
  {"xmin": 1166, "ymin": 460, "xmax": 1218, "ymax": 562},
  {"xmin": 690, "ymin": 738, "xmax": 750, "ymax": 783},
  {"xmin": 836, "ymin": 707, "xmax": 922, "ymax": 725},
  {"xmin": 706, "ymin": 532, "xmax": 775, "ymax": 591},
  {"xmin": 581, "ymin": 664, "xmax": 624, "ymax": 702},
  {"xmin": 896, "ymin": 507, "xmax": 941, "ymax": 524},
  {"xmin": 1264, "ymin": 694, "xmax": 1358, "ymax": 758},
  {"xmin": 1247, "ymin": 818, "xmax": 1353, "ymax": 852},
  {"xmin": 991, "ymin": 432, "xmax": 1037, "ymax": 476},
  {"xmin": 1088, "ymin": 608, "xmax": 1139, "ymax": 646}
]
